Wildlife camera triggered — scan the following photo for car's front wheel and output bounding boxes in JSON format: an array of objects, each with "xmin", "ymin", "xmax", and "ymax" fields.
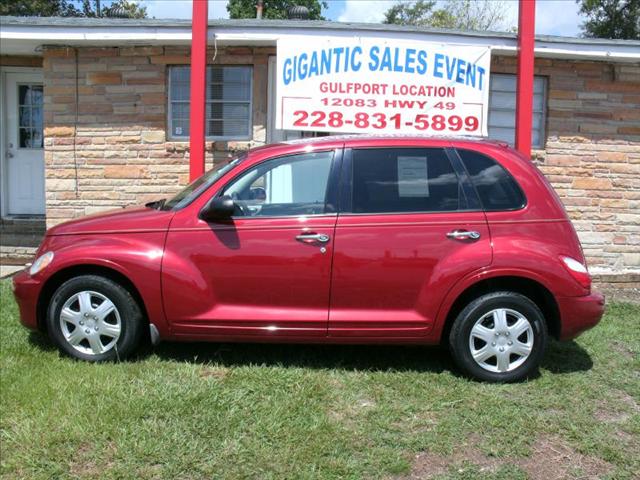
[
  {"xmin": 47, "ymin": 275, "xmax": 144, "ymax": 361},
  {"xmin": 449, "ymin": 291, "xmax": 548, "ymax": 382}
]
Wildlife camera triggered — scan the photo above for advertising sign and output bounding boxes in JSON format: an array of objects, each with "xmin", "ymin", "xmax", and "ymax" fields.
[{"xmin": 276, "ymin": 36, "xmax": 491, "ymax": 136}]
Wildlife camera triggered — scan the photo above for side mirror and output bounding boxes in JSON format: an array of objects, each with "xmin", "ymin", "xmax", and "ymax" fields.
[{"xmin": 200, "ymin": 195, "xmax": 235, "ymax": 222}]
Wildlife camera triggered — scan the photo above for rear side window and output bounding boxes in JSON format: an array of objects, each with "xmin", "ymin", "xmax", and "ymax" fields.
[
  {"xmin": 351, "ymin": 148, "xmax": 463, "ymax": 213},
  {"xmin": 457, "ymin": 149, "xmax": 526, "ymax": 211}
]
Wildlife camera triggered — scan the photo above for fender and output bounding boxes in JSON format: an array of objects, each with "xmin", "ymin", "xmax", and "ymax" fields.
[
  {"xmin": 431, "ymin": 266, "xmax": 557, "ymax": 341},
  {"xmin": 35, "ymin": 232, "xmax": 170, "ymax": 337}
]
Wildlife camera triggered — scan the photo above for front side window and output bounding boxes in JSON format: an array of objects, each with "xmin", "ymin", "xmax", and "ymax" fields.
[
  {"xmin": 222, "ymin": 151, "xmax": 334, "ymax": 217},
  {"xmin": 457, "ymin": 149, "xmax": 526, "ymax": 211},
  {"xmin": 169, "ymin": 65, "xmax": 252, "ymax": 140},
  {"xmin": 351, "ymin": 148, "xmax": 463, "ymax": 214}
]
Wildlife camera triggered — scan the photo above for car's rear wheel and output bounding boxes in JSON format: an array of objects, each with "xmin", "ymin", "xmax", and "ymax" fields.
[
  {"xmin": 47, "ymin": 275, "xmax": 143, "ymax": 362},
  {"xmin": 449, "ymin": 291, "xmax": 548, "ymax": 382}
]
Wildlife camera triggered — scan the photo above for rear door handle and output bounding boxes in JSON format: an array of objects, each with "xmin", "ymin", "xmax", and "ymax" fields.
[
  {"xmin": 296, "ymin": 233, "xmax": 330, "ymax": 244},
  {"xmin": 446, "ymin": 229, "xmax": 481, "ymax": 241}
]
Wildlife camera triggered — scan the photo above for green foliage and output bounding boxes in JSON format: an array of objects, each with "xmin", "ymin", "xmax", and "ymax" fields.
[
  {"xmin": 384, "ymin": 0, "xmax": 513, "ymax": 31},
  {"xmin": 227, "ymin": 0, "xmax": 328, "ymax": 20},
  {"xmin": 0, "ymin": 0, "xmax": 79, "ymax": 16},
  {"xmin": 384, "ymin": 0, "xmax": 437, "ymax": 26},
  {"xmin": 577, "ymin": 0, "xmax": 640, "ymax": 39},
  {"xmin": 81, "ymin": 0, "xmax": 147, "ymax": 19},
  {"xmin": 0, "ymin": 0, "xmax": 147, "ymax": 18}
]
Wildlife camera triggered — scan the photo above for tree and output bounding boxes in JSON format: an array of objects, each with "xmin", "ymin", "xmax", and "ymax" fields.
[
  {"xmin": 227, "ymin": 0, "xmax": 328, "ymax": 20},
  {"xmin": 0, "ymin": 0, "xmax": 79, "ymax": 16},
  {"xmin": 0, "ymin": 0, "xmax": 147, "ymax": 18},
  {"xmin": 384, "ymin": 0, "xmax": 438, "ymax": 25},
  {"xmin": 384, "ymin": 0, "xmax": 513, "ymax": 31},
  {"xmin": 80, "ymin": 0, "xmax": 148, "ymax": 18},
  {"xmin": 577, "ymin": 0, "xmax": 639, "ymax": 39}
]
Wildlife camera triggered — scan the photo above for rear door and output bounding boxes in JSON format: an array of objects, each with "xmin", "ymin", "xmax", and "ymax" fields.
[{"xmin": 329, "ymin": 145, "xmax": 491, "ymax": 338}]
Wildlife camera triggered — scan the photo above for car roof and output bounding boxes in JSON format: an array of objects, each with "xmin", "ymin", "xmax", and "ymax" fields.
[
  {"xmin": 243, "ymin": 134, "xmax": 512, "ymax": 162},
  {"xmin": 285, "ymin": 134, "xmax": 508, "ymax": 147}
]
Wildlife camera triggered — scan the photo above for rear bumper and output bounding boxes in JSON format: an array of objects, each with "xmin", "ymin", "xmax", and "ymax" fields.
[
  {"xmin": 557, "ymin": 291, "xmax": 605, "ymax": 340},
  {"xmin": 12, "ymin": 269, "xmax": 42, "ymax": 331}
]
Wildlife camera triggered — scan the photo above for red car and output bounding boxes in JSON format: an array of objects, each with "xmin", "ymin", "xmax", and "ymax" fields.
[{"xmin": 13, "ymin": 136, "xmax": 605, "ymax": 382}]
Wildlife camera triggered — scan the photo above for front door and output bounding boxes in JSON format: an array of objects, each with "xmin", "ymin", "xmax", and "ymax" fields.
[
  {"xmin": 3, "ymin": 71, "xmax": 45, "ymax": 216},
  {"xmin": 329, "ymin": 146, "xmax": 492, "ymax": 337},
  {"xmin": 163, "ymin": 149, "xmax": 340, "ymax": 337}
]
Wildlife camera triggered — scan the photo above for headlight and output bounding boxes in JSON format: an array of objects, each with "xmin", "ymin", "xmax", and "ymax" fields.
[{"xmin": 29, "ymin": 251, "xmax": 54, "ymax": 276}]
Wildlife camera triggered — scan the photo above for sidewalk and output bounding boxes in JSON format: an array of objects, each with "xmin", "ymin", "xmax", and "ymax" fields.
[{"xmin": 0, "ymin": 264, "xmax": 23, "ymax": 279}]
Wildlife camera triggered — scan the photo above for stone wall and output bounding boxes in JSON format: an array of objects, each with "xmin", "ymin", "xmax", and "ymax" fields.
[
  {"xmin": 492, "ymin": 56, "xmax": 640, "ymax": 275},
  {"xmin": 41, "ymin": 48, "xmax": 640, "ymax": 277},
  {"xmin": 0, "ymin": 217, "xmax": 44, "ymax": 264},
  {"xmin": 43, "ymin": 46, "xmax": 273, "ymax": 225}
]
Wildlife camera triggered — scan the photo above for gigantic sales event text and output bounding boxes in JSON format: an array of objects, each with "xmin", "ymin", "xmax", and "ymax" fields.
[{"xmin": 282, "ymin": 45, "xmax": 486, "ymax": 91}]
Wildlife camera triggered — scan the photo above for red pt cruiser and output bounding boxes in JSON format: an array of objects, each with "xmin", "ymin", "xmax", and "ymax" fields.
[{"xmin": 13, "ymin": 136, "xmax": 605, "ymax": 382}]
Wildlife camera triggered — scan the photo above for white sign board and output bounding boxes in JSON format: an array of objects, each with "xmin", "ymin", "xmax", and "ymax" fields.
[{"xmin": 276, "ymin": 36, "xmax": 491, "ymax": 136}]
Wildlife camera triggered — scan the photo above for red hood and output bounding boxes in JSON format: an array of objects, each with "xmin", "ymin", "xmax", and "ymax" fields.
[{"xmin": 46, "ymin": 205, "xmax": 175, "ymax": 236}]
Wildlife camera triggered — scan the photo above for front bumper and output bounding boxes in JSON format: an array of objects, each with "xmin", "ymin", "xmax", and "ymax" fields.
[
  {"xmin": 557, "ymin": 290, "xmax": 605, "ymax": 340},
  {"xmin": 12, "ymin": 269, "xmax": 42, "ymax": 331}
]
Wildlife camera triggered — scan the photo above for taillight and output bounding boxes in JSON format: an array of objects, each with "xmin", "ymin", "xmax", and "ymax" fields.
[{"xmin": 560, "ymin": 256, "xmax": 591, "ymax": 290}]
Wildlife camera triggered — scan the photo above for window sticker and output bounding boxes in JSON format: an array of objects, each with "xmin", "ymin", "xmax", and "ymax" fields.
[{"xmin": 397, "ymin": 156, "xmax": 429, "ymax": 197}]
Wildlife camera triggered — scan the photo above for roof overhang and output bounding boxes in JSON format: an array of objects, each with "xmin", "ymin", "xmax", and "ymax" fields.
[{"xmin": 1, "ymin": 17, "xmax": 639, "ymax": 63}]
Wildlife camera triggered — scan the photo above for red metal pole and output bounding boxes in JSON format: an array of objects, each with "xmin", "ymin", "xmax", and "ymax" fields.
[
  {"xmin": 189, "ymin": 0, "xmax": 208, "ymax": 181},
  {"xmin": 515, "ymin": 0, "xmax": 535, "ymax": 157}
]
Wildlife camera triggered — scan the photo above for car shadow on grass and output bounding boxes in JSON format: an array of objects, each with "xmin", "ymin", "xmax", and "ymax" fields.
[
  {"xmin": 542, "ymin": 339, "xmax": 593, "ymax": 374},
  {"xmin": 28, "ymin": 330, "xmax": 593, "ymax": 376},
  {"xmin": 149, "ymin": 342, "xmax": 455, "ymax": 373},
  {"xmin": 139, "ymin": 338, "xmax": 593, "ymax": 376},
  {"xmin": 28, "ymin": 331, "xmax": 57, "ymax": 352},
  {"xmin": 30, "ymin": 329, "xmax": 454, "ymax": 373}
]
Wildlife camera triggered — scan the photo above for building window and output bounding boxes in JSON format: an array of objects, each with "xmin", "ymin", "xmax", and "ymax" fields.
[
  {"xmin": 18, "ymin": 84, "xmax": 43, "ymax": 149},
  {"xmin": 488, "ymin": 73, "xmax": 547, "ymax": 149},
  {"xmin": 168, "ymin": 65, "xmax": 252, "ymax": 140}
]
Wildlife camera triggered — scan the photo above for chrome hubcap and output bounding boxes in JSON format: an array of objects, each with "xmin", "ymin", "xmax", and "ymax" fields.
[
  {"xmin": 59, "ymin": 291, "xmax": 121, "ymax": 356},
  {"xmin": 468, "ymin": 308, "xmax": 534, "ymax": 373}
]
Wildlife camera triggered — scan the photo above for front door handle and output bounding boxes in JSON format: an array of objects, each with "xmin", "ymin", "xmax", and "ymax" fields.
[
  {"xmin": 296, "ymin": 233, "xmax": 330, "ymax": 244},
  {"xmin": 446, "ymin": 229, "xmax": 481, "ymax": 241}
]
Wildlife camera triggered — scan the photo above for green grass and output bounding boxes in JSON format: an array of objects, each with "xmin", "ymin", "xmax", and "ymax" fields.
[{"xmin": 1, "ymin": 278, "xmax": 638, "ymax": 480}]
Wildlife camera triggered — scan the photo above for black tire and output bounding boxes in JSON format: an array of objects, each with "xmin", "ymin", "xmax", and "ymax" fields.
[
  {"xmin": 448, "ymin": 291, "xmax": 548, "ymax": 382},
  {"xmin": 47, "ymin": 275, "xmax": 144, "ymax": 362}
]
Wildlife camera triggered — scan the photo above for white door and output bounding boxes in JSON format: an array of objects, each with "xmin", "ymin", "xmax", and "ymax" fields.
[{"xmin": 3, "ymin": 71, "xmax": 45, "ymax": 215}]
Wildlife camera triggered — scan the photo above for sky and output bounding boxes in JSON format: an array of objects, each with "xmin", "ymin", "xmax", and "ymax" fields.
[{"xmin": 144, "ymin": 0, "xmax": 584, "ymax": 37}]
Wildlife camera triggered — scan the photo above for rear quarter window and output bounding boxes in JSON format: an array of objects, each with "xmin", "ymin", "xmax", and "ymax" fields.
[{"xmin": 457, "ymin": 149, "xmax": 526, "ymax": 211}]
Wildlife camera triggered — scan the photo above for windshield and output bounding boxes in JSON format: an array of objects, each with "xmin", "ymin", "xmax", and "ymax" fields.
[{"xmin": 162, "ymin": 154, "xmax": 246, "ymax": 210}]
